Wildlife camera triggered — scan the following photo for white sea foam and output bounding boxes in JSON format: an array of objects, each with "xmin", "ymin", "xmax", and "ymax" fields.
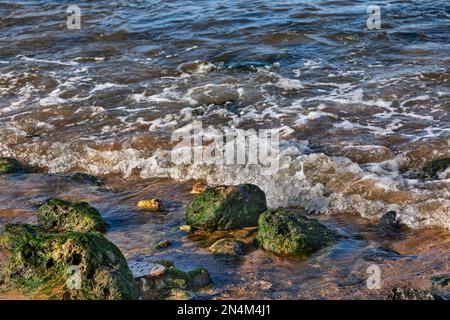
[{"xmin": 1, "ymin": 126, "xmax": 448, "ymax": 230}]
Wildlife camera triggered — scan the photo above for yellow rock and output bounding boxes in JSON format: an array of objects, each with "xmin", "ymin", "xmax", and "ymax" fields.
[
  {"xmin": 179, "ymin": 225, "xmax": 191, "ymax": 232},
  {"xmin": 137, "ymin": 199, "xmax": 162, "ymax": 211},
  {"xmin": 190, "ymin": 182, "xmax": 206, "ymax": 194}
]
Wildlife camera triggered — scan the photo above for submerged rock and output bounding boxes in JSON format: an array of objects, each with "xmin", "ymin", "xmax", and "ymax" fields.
[
  {"xmin": 430, "ymin": 275, "xmax": 450, "ymax": 300},
  {"xmin": 0, "ymin": 157, "xmax": 23, "ymax": 174},
  {"xmin": 386, "ymin": 287, "xmax": 443, "ymax": 300},
  {"xmin": 186, "ymin": 184, "xmax": 267, "ymax": 231},
  {"xmin": 379, "ymin": 211, "xmax": 406, "ymax": 231},
  {"xmin": 431, "ymin": 274, "xmax": 450, "ymax": 288},
  {"xmin": 257, "ymin": 209, "xmax": 339, "ymax": 256},
  {"xmin": 0, "ymin": 224, "xmax": 137, "ymax": 300},
  {"xmin": 66, "ymin": 173, "xmax": 104, "ymax": 186},
  {"xmin": 187, "ymin": 268, "xmax": 213, "ymax": 289},
  {"xmin": 223, "ymin": 61, "xmax": 271, "ymax": 72},
  {"xmin": 420, "ymin": 157, "xmax": 450, "ymax": 180},
  {"xmin": 136, "ymin": 264, "xmax": 212, "ymax": 300},
  {"xmin": 154, "ymin": 240, "xmax": 172, "ymax": 250},
  {"xmin": 208, "ymin": 238, "xmax": 244, "ymax": 256},
  {"xmin": 38, "ymin": 198, "xmax": 109, "ymax": 233},
  {"xmin": 166, "ymin": 288, "xmax": 193, "ymax": 300},
  {"xmin": 137, "ymin": 198, "xmax": 162, "ymax": 211}
]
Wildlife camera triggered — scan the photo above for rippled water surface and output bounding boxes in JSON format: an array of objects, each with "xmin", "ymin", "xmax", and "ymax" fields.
[{"xmin": 0, "ymin": 0, "xmax": 449, "ymax": 299}]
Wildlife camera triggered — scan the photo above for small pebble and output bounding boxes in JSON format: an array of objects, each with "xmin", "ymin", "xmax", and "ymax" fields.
[{"xmin": 137, "ymin": 199, "xmax": 162, "ymax": 211}]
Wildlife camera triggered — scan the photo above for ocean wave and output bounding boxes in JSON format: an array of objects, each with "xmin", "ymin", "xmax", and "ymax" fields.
[{"xmin": 1, "ymin": 132, "xmax": 448, "ymax": 230}]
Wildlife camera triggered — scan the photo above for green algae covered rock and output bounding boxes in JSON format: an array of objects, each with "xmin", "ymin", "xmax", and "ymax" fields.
[
  {"xmin": 186, "ymin": 184, "xmax": 267, "ymax": 231},
  {"xmin": 136, "ymin": 264, "xmax": 212, "ymax": 300},
  {"xmin": 38, "ymin": 199, "xmax": 108, "ymax": 233},
  {"xmin": 0, "ymin": 157, "xmax": 23, "ymax": 174},
  {"xmin": 420, "ymin": 157, "xmax": 450, "ymax": 180},
  {"xmin": 257, "ymin": 209, "xmax": 339, "ymax": 256},
  {"xmin": 0, "ymin": 224, "xmax": 137, "ymax": 300}
]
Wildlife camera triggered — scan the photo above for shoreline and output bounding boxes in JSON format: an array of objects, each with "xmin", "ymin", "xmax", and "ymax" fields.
[{"xmin": 0, "ymin": 166, "xmax": 449, "ymax": 300}]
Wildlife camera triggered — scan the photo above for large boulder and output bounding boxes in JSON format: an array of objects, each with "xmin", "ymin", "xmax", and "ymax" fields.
[
  {"xmin": 186, "ymin": 184, "xmax": 267, "ymax": 231},
  {"xmin": 257, "ymin": 209, "xmax": 339, "ymax": 256},
  {"xmin": 0, "ymin": 157, "xmax": 23, "ymax": 174},
  {"xmin": 0, "ymin": 224, "xmax": 137, "ymax": 300},
  {"xmin": 38, "ymin": 199, "xmax": 108, "ymax": 233}
]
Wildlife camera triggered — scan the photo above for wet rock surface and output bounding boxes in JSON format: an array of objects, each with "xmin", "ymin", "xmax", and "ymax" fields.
[
  {"xmin": 379, "ymin": 211, "xmax": 407, "ymax": 232},
  {"xmin": 38, "ymin": 198, "xmax": 109, "ymax": 233},
  {"xmin": 208, "ymin": 238, "xmax": 245, "ymax": 256},
  {"xmin": 257, "ymin": 209, "xmax": 340, "ymax": 256},
  {"xmin": 186, "ymin": 184, "xmax": 267, "ymax": 231},
  {"xmin": 137, "ymin": 198, "xmax": 163, "ymax": 212},
  {"xmin": 0, "ymin": 224, "xmax": 137, "ymax": 300},
  {"xmin": 135, "ymin": 261, "xmax": 212, "ymax": 300}
]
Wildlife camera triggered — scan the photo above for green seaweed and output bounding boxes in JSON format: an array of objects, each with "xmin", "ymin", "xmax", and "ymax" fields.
[
  {"xmin": 38, "ymin": 199, "xmax": 109, "ymax": 233},
  {"xmin": 186, "ymin": 184, "xmax": 267, "ymax": 231},
  {"xmin": 0, "ymin": 157, "xmax": 23, "ymax": 174},
  {"xmin": 257, "ymin": 209, "xmax": 339, "ymax": 256},
  {"xmin": 0, "ymin": 224, "xmax": 137, "ymax": 300}
]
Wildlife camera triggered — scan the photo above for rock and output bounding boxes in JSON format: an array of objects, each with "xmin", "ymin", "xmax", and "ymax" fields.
[
  {"xmin": 0, "ymin": 157, "xmax": 23, "ymax": 174},
  {"xmin": 256, "ymin": 280, "xmax": 272, "ymax": 290},
  {"xmin": 430, "ymin": 275, "xmax": 450, "ymax": 299},
  {"xmin": 223, "ymin": 60, "xmax": 271, "ymax": 72},
  {"xmin": 130, "ymin": 262, "xmax": 166, "ymax": 279},
  {"xmin": 420, "ymin": 157, "xmax": 450, "ymax": 180},
  {"xmin": 137, "ymin": 199, "xmax": 162, "ymax": 211},
  {"xmin": 0, "ymin": 224, "xmax": 138, "ymax": 300},
  {"xmin": 38, "ymin": 198, "xmax": 109, "ymax": 233},
  {"xmin": 379, "ymin": 211, "xmax": 405, "ymax": 231},
  {"xmin": 154, "ymin": 240, "xmax": 172, "ymax": 250},
  {"xmin": 190, "ymin": 182, "xmax": 207, "ymax": 194},
  {"xmin": 147, "ymin": 264, "xmax": 166, "ymax": 277},
  {"xmin": 386, "ymin": 287, "xmax": 443, "ymax": 300},
  {"xmin": 208, "ymin": 238, "xmax": 244, "ymax": 256},
  {"xmin": 362, "ymin": 247, "xmax": 404, "ymax": 262},
  {"xmin": 431, "ymin": 274, "xmax": 450, "ymax": 288},
  {"xmin": 136, "ymin": 265, "xmax": 212, "ymax": 300},
  {"xmin": 187, "ymin": 267, "xmax": 213, "ymax": 289},
  {"xmin": 66, "ymin": 173, "xmax": 103, "ymax": 186},
  {"xmin": 257, "ymin": 209, "xmax": 339, "ymax": 256},
  {"xmin": 154, "ymin": 259, "xmax": 175, "ymax": 268},
  {"xmin": 166, "ymin": 288, "xmax": 193, "ymax": 300},
  {"xmin": 180, "ymin": 225, "xmax": 192, "ymax": 232},
  {"xmin": 186, "ymin": 184, "xmax": 267, "ymax": 231}
]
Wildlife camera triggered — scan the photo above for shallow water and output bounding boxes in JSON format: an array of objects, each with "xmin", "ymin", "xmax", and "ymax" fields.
[
  {"xmin": 0, "ymin": 0, "xmax": 449, "ymax": 299},
  {"xmin": 0, "ymin": 173, "xmax": 448, "ymax": 300}
]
